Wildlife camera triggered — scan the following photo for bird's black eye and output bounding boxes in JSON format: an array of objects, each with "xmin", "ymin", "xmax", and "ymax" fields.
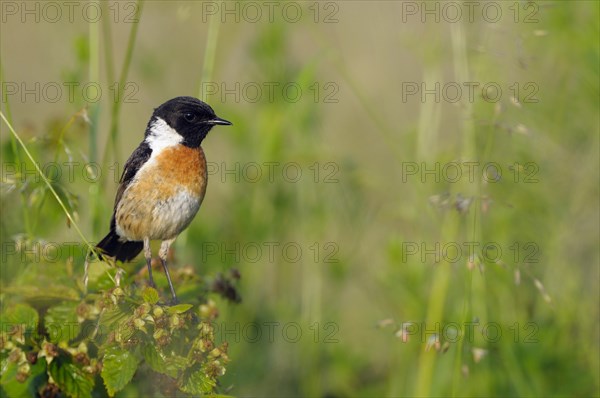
[{"xmin": 183, "ymin": 112, "xmax": 196, "ymax": 122}]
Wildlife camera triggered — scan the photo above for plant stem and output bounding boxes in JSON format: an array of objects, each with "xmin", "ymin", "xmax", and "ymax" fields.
[
  {"xmin": 89, "ymin": 0, "xmax": 102, "ymax": 235},
  {"xmin": 198, "ymin": 13, "xmax": 221, "ymax": 100},
  {"xmin": 102, "ymin": 0, "xmax": 144, "ymax": 168}
]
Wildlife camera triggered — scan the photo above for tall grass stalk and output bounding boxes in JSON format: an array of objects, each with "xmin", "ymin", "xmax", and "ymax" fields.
[
  {"xmin": 101, "ymin": 1, "xmax": 116, "ymax": 85},
  {"xmin": 101, "ymin": 0, "xmax": 144, "ymax": 167},
  {"xmin": 415, "ymin": 21, "xmax": 480, "ymax": 396},
  {"xmin": 414, "ymin": 217, "xmax": 458, "ymax": 396},
  {"xmin": 88, "ymin": 1, "xmax": 100, "ymax": 164},
  {"xmin": 449, "ymin": 21, "xmax": 478, "ymax": 397},
  {"xmin": 198, "ymin": 13, "xmax": 221, "ymax": 101},
  {"xmin": 88, "ymin": 0, "xmax": 102, "ymax": 235},
  {"xmin": 416, "ymin": 69, "xmax": 442, "ymax": 161}
]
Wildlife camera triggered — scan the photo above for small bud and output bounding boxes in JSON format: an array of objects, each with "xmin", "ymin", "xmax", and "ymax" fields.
[
  {"xmin": 135, "ymin": 303, "xmax": 152, "ymax": 317},
  {"xmin": 153, "ymin": 328, "xmax": 165, "ymax": 341},
  {"xmin": 26, "ymin": 351, "xmax": 38, "ymax": 364},
  {"xmin": 153, "ymin": 306, "xmax": 164, "ymax": 318},
  {"xmin": 8, "ymin": 348, "xmax": 24, "ymax": 363},
  {"xmin": 209, "ymin": 347, "xmax": 222, "ymax": 358},
  {"xmin": 170, "ymin": 314, "xmax": 181, "ymax": 328},
  {"xmin": 134, "ymin": 318, "xmax": 145, "ymax": 329}
]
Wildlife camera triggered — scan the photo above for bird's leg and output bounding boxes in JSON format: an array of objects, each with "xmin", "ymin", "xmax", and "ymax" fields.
[
  {"xmin": 144, "ymin": 237, "xmax": 155, "ymax": 287},
  {"xmin": 159, "ymin": 238, "xmax": 178, "ymax": 304}
]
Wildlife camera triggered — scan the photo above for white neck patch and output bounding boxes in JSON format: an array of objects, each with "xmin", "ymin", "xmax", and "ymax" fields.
[{"xmin": 145, "ymin": 117, "xmax": 182, "ymax": 152}]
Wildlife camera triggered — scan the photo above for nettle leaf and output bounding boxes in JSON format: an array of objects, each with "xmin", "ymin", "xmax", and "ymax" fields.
[
  {"xmin": 142, "ymin": 287, "xmax": 159, "ymax": 304},
  {"xmin": 1, "ymin": 303, "xmax": 39, "ymax": 342},
  {"xmin": 142, "ymin": 344, "xmax": 186, "ymax": 379},
  {"xmin": 5, "ymin": 257, "xmax": 79, "ymax": 301},
  {"xmin": 101, "ymin": 345, "xmax": 140, "ymax": 396},
  {"xmin": 2, "ymin": 283, "xmax": 80, "ymax": 302},
  {"xmin": 0, "ymin": 361, "xmax": 28, "ymax": 398},
  {"xmin": 166, "ymin": 304, "xmax": 193, "ymax": 315},
  {"xmin": 100, "ymin": 303, "xmax": 134, "ymax": 325},
  {"xmin": 49, "ymin": 358, "xmax": 93, "ymax": 398},
  {"xmin": 90, "ymin": 305, "xmax": 133, "ymax": 346},
  {"xmin": 45, "ymin": 302, "xmax": 80, "ymax": 344},
  {"xmin": 1, "ymin": 358, "xmax": 47, "ymax": 398},
  {"xmin": 179, "ymin": 364, "xmax": 216, "ymax": 395},
  {"xmin": 1, "ymin": 303, "xmax": 38, "ymax": 328}
]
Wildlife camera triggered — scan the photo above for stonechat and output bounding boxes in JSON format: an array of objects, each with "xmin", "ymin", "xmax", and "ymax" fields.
[{"xmin": 96, "ymin": 96, "xmax": 232, "ymax": 303}]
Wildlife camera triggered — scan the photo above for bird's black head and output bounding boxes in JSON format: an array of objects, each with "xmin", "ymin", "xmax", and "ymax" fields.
[{"xmin": 148, "ymin": 96, "xmax": 232, "ymax": 148}]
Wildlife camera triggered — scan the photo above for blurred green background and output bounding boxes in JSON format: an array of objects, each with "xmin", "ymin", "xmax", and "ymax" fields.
[{"xmin": 1, "ymin": 1, "xmax": 598, "ymax": 396}]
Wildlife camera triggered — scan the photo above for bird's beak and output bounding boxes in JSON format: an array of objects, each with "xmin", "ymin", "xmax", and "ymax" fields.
[{"xmin": 208, "ymin": 117, "xmax": 232, "ymax": 126}]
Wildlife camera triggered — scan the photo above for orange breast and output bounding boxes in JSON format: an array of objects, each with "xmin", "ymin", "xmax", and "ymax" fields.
[
  {"xmin": 115, "ymin": 145, "xmax": 208, "ymax": 241},
  {"xmin": 151, "ymin": 145, "xmax": 208, "ymax": 198}
]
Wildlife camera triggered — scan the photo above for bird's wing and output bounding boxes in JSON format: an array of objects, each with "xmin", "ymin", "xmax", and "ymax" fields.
[{"xmin": 114, "ymin": 141, "xmax": 152, "ymax": 211}]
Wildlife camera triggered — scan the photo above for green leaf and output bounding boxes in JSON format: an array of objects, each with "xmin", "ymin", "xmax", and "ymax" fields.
[
  {"xmin": 44, "ymin": 302, "xmax": 80, "ymax": 343},
  {"xmin": 142, "ymin": 287, "xmax": 159, "ymax": 304},
  {"xmin": 166, "ymin": 304, "xmax": 193, "ymax": 314},
  {"xmin": 179, "ymin": 365, "xmax": 216, "ymax": 395},
  {"xmin": 1, "ymin": 284, "xmax": 80, "ymax": 302},
  {"xmin": 0, "ymin": 303, "xmax": 39, "ymax": 341},
  {"xmin": 101, "ymin": 345, "xmax": 140, "ymax": 396},
  {"xmin": 0, "ymin": 361, "xmax": 29, "ymax": 398},
  {"xmin": 1, "ymin": 303, "xmax": 38, "ymax": 327},
  {"xmin": 142, "ymin": 344, "xmax": 181, "ymax": 379},
  {"xmin": 99, "ymin": 303, "xmax": 133, "ymax": 329},
  {"xmin": 8, "ymin": 260, "xmax": 80, "ymax": 301},
  {"xmin": 49, "ymin": 359, "xmax": 93, "ymax": 398},
  {"xmin": 91, "ymin": 303, "xmax": 135, "ymax": 345},
  {"xmin": 0, "ymin": 358, "xmax": 48, "ymax": 398}
]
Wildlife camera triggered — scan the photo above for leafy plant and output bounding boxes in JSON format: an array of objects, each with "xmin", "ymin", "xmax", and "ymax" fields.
[{"xmin": 0, "ymin": 258, "xmax": 239, "ymax": 397}]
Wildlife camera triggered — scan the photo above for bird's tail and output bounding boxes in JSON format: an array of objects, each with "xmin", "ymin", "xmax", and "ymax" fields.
[{"xmin": 96, "ymin": 229, "xmax": 143, "ymax": 262}]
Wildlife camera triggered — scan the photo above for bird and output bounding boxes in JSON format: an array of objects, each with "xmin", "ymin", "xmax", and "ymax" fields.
[{"xmin": 96, "ymin": 96, "xmax": 232, "ymax": 303}]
